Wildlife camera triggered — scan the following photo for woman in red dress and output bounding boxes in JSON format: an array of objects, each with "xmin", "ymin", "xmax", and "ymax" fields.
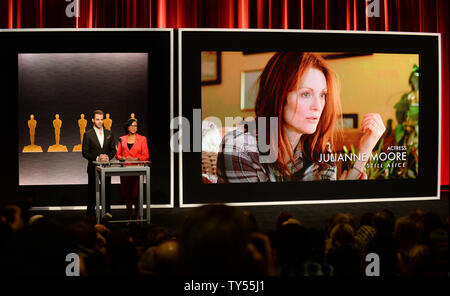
[{"xmin": 116, "ymin": 118, "xmax": 149, "ymax": 223}]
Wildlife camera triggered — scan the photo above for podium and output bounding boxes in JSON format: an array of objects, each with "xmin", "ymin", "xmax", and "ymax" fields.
[{"xmin": 94, "ymin": 160, "xmax": 151, "ymax": 224}]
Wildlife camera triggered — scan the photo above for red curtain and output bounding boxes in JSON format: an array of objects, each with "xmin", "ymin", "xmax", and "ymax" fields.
[{"xmin": 0, "ymin": 0, "xmax": 448, "ymax": 185}]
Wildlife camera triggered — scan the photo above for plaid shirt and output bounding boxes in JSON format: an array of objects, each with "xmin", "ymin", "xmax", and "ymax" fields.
[{"xmin": 217, "ymin": 124, "xmax": 336, "ymax": 183}]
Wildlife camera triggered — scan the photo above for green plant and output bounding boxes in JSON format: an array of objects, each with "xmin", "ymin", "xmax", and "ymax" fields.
[
  {"xmin": 341, "ymin": 65, "xmax": 419, "ymax": 180},
  {"xmin": 391, "ymin": 64, "xmax": 419, "ymax": 178}
]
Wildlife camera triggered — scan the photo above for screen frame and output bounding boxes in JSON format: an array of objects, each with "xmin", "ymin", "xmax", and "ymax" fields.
[
  {"xmin": 179, "ymin": 28, "xmax": 441, "ymax": 207},
  {"xmin": 0, "ymin": 28, "xmax": 174, "ymax": 210}
]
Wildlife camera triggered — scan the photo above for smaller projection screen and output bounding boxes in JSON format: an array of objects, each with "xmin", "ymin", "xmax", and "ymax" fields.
[
  {"xmin": 18, "ymin": 52, "xmax": 149, "ymax": 186},
  {"xmin": 0, "ymin": 29, "xmax": 173, "ymax": 208}
]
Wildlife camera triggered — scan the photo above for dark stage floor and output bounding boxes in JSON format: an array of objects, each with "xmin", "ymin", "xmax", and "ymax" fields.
[{"xmin": 30, "ymin": 192, "xmax": 449, "ymax": 235}]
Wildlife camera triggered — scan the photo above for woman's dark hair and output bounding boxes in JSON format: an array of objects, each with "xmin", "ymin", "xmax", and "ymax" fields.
[{"xmin": 124, "ymin": 119, "xmax": 137, "ymax": 134}]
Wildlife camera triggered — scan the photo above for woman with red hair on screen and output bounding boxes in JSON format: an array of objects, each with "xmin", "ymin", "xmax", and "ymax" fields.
[
  {"xmin": 116, "ymin": 118, "xmax": 149, "ymax": 223},
  {"xmin": 217, "ymin": 52, "xmax": 385, "ymax": 182}
]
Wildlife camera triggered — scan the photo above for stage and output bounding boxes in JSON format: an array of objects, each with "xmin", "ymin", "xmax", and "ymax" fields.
[{"xmin": 29, "ymin": 192, "xmax": 449, "ymax": 235}]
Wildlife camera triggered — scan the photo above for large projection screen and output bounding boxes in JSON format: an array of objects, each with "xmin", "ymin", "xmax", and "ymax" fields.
[{"xmin": 179, "ymin": 29, "xmax": 441, "ymax": 207}]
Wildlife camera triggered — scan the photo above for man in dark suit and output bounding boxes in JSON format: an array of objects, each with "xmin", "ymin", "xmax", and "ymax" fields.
[{"xmin": 82, "ymin": 110, "xmax": 117, "ymax": 217}]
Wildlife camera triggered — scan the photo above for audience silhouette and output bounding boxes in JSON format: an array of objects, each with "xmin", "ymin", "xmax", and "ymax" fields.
[{"xmin": 1, "ymin": 201, "xmax": 448, "ymax": 276}]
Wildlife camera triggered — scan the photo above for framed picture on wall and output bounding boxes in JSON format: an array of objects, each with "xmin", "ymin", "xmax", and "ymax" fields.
[
  {"xmin": 240, "ymin": 69, "xmax": 261, "ymax": 110},
  {"xmin": 201, "ymin": 51, "xmax": 221, "ymax": 85},
  {"xmin": 342, "ymin": 113, "xmax": 358, "ymax": 129}
]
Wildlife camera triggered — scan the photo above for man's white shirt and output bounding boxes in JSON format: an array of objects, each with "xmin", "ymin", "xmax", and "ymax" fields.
[{"xmin": 94, "ymin": 126, "xmax": 104, "ymax": 161}]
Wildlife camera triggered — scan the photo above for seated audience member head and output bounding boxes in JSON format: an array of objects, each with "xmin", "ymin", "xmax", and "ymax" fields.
[
  {"xmin": 380, "ymin": 209, "xmax": 395, "ymax": 232},
  {"xmin": 69, "ymin": 221, "xmax": 97, "ymax": 251},
  {"xmin": 139, "ymin": 246, "xmax": 157, "ymax": 275},
  {"xmin": 243, "ymin": 210, "xmax": 260, "ymax": 233},
  {"xmin": 25, "ymin": 216, "xmax": 72, "ymax": 275},
  {"xmin": 372, "ymin": 211, "xmax": 393, "ymax": 237},
  {"xmin": 276, "ymin": 222, "xmax": 311, "ymax": 268},
  {"xmin": 143, "ymin": 225, "xmax": 171, "ymax": 250},
  {"xmin": 409, "ymin": 208, "xmax": 424, "ymax": 222},
  {"xmin": 360, "ymin": 212, "xmax": 374, "ymax": 227},
  {"xmin": 326, "ymin": 213, "xmax": 356, "ymax": 237},
  {"xmin": 178, "ymin": 204, "xmax": 255, "ymax": 275},
  {"xmin": 330, "ymin": 223, "xmax": 356, "ymax": 249},
  {"xmin": 29, "ymin": 215, "xmax": 44, "ymax": 225},
  {"xmin": 355, "ymin": 213, "xmax": 376, "ymax": 248},
  {"xmin": 326, "ymin": 223, "xmax": 362, "ymax": 276},
  {"xmin": 422, "ymin": 211, "xmax": 442, "ymax": 233},
  {"xmin": 139, "ymin": 240, "xmax": 179, "ymax": 276},
  {"xmin": 409, "ymin": 208, "xmax": 425, "ymax": 237},
  {"xmin": 68, "ymin": 220, "xmax": 110, "ymax": 276},
  {"xmin": 398, "ymin": 244, "xmax": 431, "ymax": 276},
  {"xmin": 2, "ymin": 203, "xmax": 28, "ymax": 232},
  {"xmin": 275, "ymin": 211, "xmax": 294, "ymax": 232},
  {"xmin": 154, "ymin": 240, "xmax": 179, "ymax": 275},
  {"xmin": 421, "ymin": 211, "xmax": 444, "ymax": 245},
  {"xmin": 7, "ymin": 205, "xmax": 25, "ymax": 232},
  {"xmin": 394, "ymin": 216, "xmax": 421, "ymax": 252},
  {"xmin": 106, "ymin": 229, "xmax": 140, "ymax": 275}
]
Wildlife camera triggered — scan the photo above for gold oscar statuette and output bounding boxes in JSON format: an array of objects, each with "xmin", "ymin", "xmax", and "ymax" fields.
[
  {"xmin": 104, "ymin": 113, "xmax": 112, "ymax": 131},
  {"xmin": 47, "ymin": 114, "xmax": 68, "ymax": 152},
  {"xmin": 129, "ymin": 113, "xmax": 138, "ymax": 122},
  {"xmin": 22, "ymin": 114, "xmax": 43, "ymax": 152},
  {"xmin": 72, "ymin": 113, "xmax": 87, "ymax": 152}
]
